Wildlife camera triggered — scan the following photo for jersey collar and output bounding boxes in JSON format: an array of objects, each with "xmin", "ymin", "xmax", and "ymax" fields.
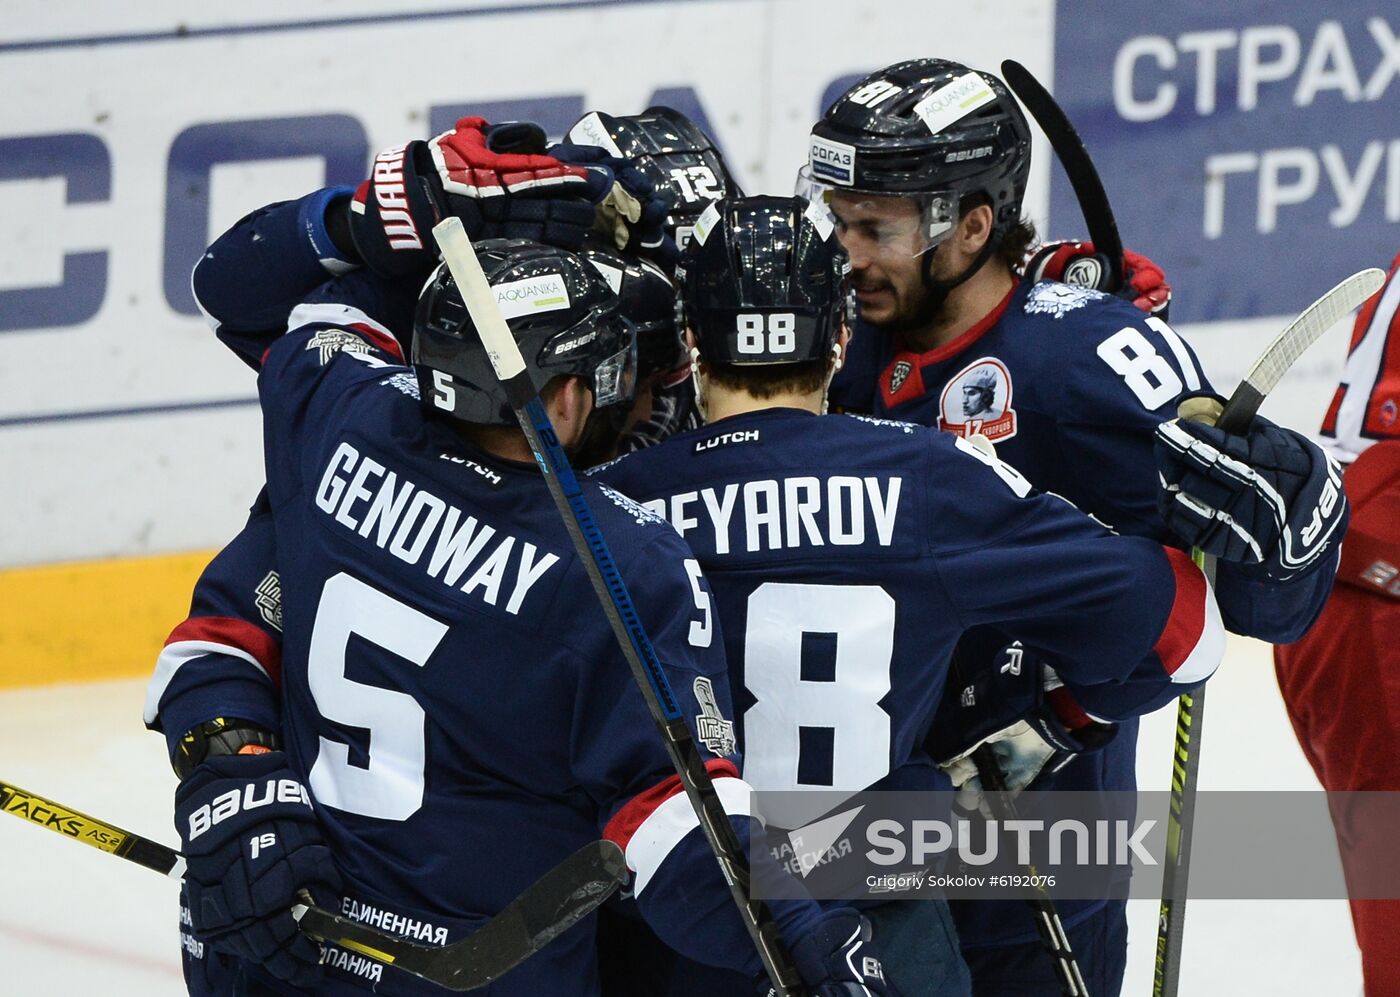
[{"xmin": 880, "ymin": 279, "xmax": 1021, "ymax": 408}]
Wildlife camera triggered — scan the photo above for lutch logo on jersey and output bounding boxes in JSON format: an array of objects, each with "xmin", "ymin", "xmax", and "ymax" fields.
[{"xmin": 938, "ymin": 357, "xmax": 1018, "ymax": 442}]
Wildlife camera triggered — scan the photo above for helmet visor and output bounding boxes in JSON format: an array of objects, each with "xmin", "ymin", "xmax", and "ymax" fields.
[
  {"xmin": 797, "ymin": 164, "xmax": 958, "ymax": 259},
  {"xmin": 592, "ymin": 328, "xmax": 638, "ymax": 409}
]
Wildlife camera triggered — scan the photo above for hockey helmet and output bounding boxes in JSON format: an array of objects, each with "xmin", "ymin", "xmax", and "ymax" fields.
[
  {"xmin": 413, "ymin": 240, "xmax": 636, "ymax": 426},
  {"xmin": 566, "ymin": 106, "xmax": 738, "ymax": 248},
  {"xmin": 802, "ymin": 59, "xmax": 1031, "ymax": 257},
  {"xmin": 576, "ymin": 237, "xmax": 686, "ymax": 382},
  {"xmin": 678, "ymin": 195, "xmax": 850, "ymax": 366}
]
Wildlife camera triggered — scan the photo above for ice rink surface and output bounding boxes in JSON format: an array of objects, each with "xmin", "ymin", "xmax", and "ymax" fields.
[{"xmin": 0, "ymin": 635, "xmax": 1362, "ymax": 995}]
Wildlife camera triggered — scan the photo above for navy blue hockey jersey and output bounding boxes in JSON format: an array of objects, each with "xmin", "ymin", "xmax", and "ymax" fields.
[
  {"xmin": 830, "ymin": 278, "xmax": 1337, "ymax": 642},
  {"xmin": 149, "ymin": 270, "xmax": 804, "ymax": 994},
  {"xmin": 591, "ymin": 408, "xmax": 1223, "ymax": 805},
  {"xmin": 827, "ymin": 277, "xmax": 1339, "ymax": 946}
]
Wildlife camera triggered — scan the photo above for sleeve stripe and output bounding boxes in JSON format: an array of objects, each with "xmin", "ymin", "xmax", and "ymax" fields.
[
  {"xmin": 165, "ymin": 616, "xmax": 282, "ymax": 682},
  {"xmin": 284, "ymin": 302, "xmax": 406, "ymax": 361},
  {"xmin": 143, "ymin": 616, "xmax": 283, "ymax": 723},
  {"xmin": 603, "ymin": 760, "xmax": 747, "ymax": 895},
  {"xmin": 1046, "ymin": 687, "xmax": 1094, "ymax": 731},
  {"xmin": 1155, "ymin": 547, "xmax": 1226, "ymax": 684},
  {"xmin": 142, "ymin": 639, "xmax": 274, "ymax": 725}
]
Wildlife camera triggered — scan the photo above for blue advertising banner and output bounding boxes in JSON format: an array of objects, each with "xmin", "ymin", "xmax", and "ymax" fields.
[{"xmin": 1052, "ymin": 3, "xmax": 1400, "ymax": 322}]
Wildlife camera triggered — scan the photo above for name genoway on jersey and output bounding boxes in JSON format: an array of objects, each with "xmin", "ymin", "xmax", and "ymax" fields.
[
  {"xmin": 315, "ymin": 441, "xmax": 559, "ymax": 614},
  {"xmin": 641, "ymin": 475, "xmax": 903, "ymax": 554}
]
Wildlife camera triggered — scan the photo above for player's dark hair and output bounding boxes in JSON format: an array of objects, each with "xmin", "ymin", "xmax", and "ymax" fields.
[
  {"xmin": 703, "ymin": 358, "xmax": 830, "ymax": 398},
  {"xmin": 958, "ymin": 192, "xmax": 1038, "ymax": 272}
]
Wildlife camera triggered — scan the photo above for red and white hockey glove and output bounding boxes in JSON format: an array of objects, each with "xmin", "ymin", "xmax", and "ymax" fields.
[
  {"xmin": 1027, "ymin": 239, "xmax": 1172, "ymax": 318},
  {"xmin": 349, "ymin": 117, "xmax": 603, "ymax": 277}
]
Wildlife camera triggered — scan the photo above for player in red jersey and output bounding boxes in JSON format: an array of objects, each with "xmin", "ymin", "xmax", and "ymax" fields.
[{"xmin": 1275, "ymin": 249, "xmax": 1400, "ymax": 996}]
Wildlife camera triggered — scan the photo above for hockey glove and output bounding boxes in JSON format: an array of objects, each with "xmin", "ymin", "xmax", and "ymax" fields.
[
  {"xmin": 1155, "ymin": 393, "xmax": 1348, "ymax": 579},
  {"xmin": 1027, "ymin": 239, "xmax": 1171, "ymax": 318},
  {"xmin": 760, "ymin": 910, "xmax": 898, "ymax": 996},
  {"xmin": 933, "ymin": 643, "xmax": 1116, "ymax": 814},
  {"xmin": 548, "ymin": 140, "xmax": 675, "ymax": 263},
  {"xmin": 175, "ymin": 751, "xmax": 340, "ymax": 989},
  {"xmin": 349, "ymin": 117, "xmax": 602, "ymax": 277}
]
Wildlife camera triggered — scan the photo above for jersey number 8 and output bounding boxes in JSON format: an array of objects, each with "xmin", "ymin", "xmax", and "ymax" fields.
[
  {"xmin": 742, "ymin": 582, "xmax": 894, "ymax": 795},
  {"xmin": 1096, "ymin": 317, "xmax": 1201, "ymax": 411}
]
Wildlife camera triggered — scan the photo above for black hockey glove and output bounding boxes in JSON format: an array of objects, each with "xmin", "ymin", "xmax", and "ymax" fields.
[
  {"xmin": 548, "ymin": 140, "xmax": 676, "ymax": 265},
  {"xmin": 932, "ymin": 641, "xmax": 1116, "ymax": 814},
  {"xmin": 1155, "ymin": 393, "xmax": 1349, "ymax": 580},
  {"xmin": 349, "ymin": 117, "xmax": 603, "ymax": 278},
  {"xmin": 175, "ymin": 751, "xmax": 340, "ymax": 989},
  {"xmin": 759, "ymin": 910, "xmax": 898, "ymax": 996}
]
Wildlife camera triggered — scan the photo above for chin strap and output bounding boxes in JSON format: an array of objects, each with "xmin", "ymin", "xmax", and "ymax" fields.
[
  {"xmin": 819, "ymin": 340, "xmax": 845, "ymax": 416},
  {"xmin": 914, "ymin": 237, "xmax": 999, "ymax": 324},
  {"xmin": 689, "ymin": 345, "xmax": 710, "ymax": 423}
]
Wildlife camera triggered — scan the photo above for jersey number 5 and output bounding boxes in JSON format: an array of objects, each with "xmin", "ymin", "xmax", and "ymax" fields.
[{"xmin": 307, "ymin": 573, "xmax": 446, "ymax": 821}]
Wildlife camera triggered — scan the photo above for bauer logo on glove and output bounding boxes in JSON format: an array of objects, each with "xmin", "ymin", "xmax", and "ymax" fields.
[{"xmin": 1154, "ymin": 392, "xmax": 1348, "ymax": 579}]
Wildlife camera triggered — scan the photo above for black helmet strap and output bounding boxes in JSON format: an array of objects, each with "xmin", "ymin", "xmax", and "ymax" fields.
[{"xmin": 911, "ymin": 235, "xmax": 997, "ymax": 325}]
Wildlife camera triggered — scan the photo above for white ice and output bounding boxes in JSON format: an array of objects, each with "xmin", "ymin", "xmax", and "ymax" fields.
[{"xmin": 0, "ymin": 635, "xmax": 1363, "ymax": 995}]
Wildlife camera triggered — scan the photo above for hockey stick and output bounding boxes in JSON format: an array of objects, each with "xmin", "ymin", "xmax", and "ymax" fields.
[
  {"xmin": 972, "ymin": 747, "xmax": 1088, "ymax": 997},
  {"xmin": 1152, "ymin": 266, "xmax": 1386, "ymax": 997},
  {"xmin": 0, "ymin": 779, "xmax": 627, "ymax": 992},
  {"xmin": 1000, "ymin": 60, "xmax": 1124, "ymax": 294},
  {"xmin": 431, "ymin": 216, "xmax": 805, "ymax": 997}
]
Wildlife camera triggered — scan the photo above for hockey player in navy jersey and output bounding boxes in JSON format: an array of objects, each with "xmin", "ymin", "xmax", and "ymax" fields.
[
  {"xmin": 152, "ymin": 233, "xmax": 905, "ymax": 996},
  {"xmin": 807, "ymin": 59, "xmax": 1348, "ymax": 993},
  {"xmin": 588, "ymin": 194, "xmax": 1227, "ymax": 995}
]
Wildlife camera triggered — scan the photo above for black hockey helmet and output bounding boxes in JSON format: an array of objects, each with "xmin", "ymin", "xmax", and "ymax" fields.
[
  {"xmin": 678, "ymin": 195, "xmax": 850, "ymax": 366},
  {"xmin": 576, "ymin": 237, "xmax": 685, "ymax": 382},
  {"xmin": 803, "ymin": 59, "xmax": 1031, "ymax": 255},
  {"xmin": 566, "ymin": 106, "xmax": 738, "ymax": 248},
  {"xmin": 413, "ymin": 239, "xmax": 636, "ymax": 427}
]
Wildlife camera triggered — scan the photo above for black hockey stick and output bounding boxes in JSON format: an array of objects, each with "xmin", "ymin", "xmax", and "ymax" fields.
[
  {"xmin": 432, "ymin": 216, "xmax": 805, "ymax": 996},
  {"xmin": 1000, "ymin": 60, "xmax": 1125, "ymax": 294},
  {"xmin": 1151, "ymin": 267, "xmax": 1385, "ymax": 997},
  {"xmin": 0, "ymin": 779, "xmax": 627, "ymax": 992},
  {"xmin": 972, "ymin": 748, "xmax": 1088, "ymax": 997}
]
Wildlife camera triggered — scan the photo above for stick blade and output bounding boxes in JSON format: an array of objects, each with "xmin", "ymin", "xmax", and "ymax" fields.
[
  {"xmin": 1242, "ymin": 268, "xmax": 1387, "ymax": 400},
  {"xmin": 1000, "ymin": 59, "xmax": 1124, "ymax": 291},
  {"xmin": 298, "ymin": 840, "xmax": 626, "ymax": 991}
]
